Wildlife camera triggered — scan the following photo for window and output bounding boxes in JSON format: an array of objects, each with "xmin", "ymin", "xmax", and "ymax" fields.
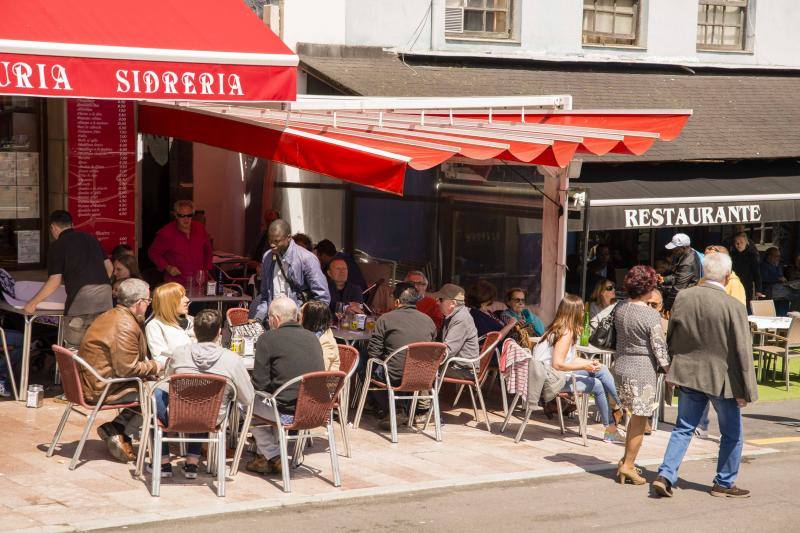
[
  {"xmin": 697, "ymin": 0, "xmax": 748, "ymax": 51},
  {"xmin": 582, "ymin": 0, "xmax": 641, "ymax": 46},
  {"xmin": 445, "ymin": 0, "xmax": 512, "ymax": 39}
]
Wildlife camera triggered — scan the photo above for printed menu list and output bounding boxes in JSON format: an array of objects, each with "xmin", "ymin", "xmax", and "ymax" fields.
[{"xmin": 67, "ymin": 99, "xmax": 136, "ymax": 254}]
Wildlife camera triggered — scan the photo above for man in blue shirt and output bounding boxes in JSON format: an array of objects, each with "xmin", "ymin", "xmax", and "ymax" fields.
[{"xmin": 253, "ymin": 219, "xmax": 329, "ymax": 323}]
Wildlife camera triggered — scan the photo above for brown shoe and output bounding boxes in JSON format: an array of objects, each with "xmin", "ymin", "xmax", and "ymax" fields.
[
  {"xmin": 106, "ymin": 434, "xmax": 135, "ymax": 463},
  {"xmin": 246, "ymin": 454, "xmax": 282, "ymax": 475},
  {"xmin": 652, "ymin": 475, "xmax": 674, "ymax": 498},
  {"xmin": 710, "ymin": 484, "xmax": 750, "ymax": 498}
]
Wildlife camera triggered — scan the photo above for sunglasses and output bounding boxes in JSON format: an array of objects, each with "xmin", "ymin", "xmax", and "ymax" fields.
[
  {"xmin": 647, "ymin": 301, "xmax": 661, "ymax": 309},
  {"xmin": 509, "ymin": 297, "xmax": 525, "ymax": 303},
  {"xmin": 176, "ymin": 212, "xmax": 194, "ymax": 219},
  {"xmin": 604, "ymin": 286, "xmax": 615, "ymax": 292}
]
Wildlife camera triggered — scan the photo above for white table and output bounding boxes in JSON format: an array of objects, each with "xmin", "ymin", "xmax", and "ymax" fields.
[
  {"xmin": 576, "ymin": 343, "xmax": 615, "ymax": 368},
  {"xmin": 0, "ymin": 281, "xmax": 66, "ymax": 401},
  {"xmin": 748, "ymin": 315, "xmax": 792, "ymax": 331},
  {"xmin": 332, "ymin": 327, "xmax": 372, "ymax": 346}
]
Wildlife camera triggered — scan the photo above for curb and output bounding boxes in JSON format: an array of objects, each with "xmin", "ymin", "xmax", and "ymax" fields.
[{"xmin": 57, "ymin": 446, "xmax": 778, "ymax": 532}]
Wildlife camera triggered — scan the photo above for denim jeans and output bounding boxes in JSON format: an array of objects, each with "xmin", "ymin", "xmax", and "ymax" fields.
[
  {"xmin": 658, "ymin": 387, "xmax": 744, "ymax": 488},
  {"xmin": 0, "ymin": 329, "xmax": 23, "ymax": 386},
  {"xmin": 698, "ymin": 404, "xmax": 710, "ymax": 431},
  {"xmin": 564, "ymin": 365, "xmax": 621, "ymax": 427},
  {"xmin": 154, "ymin": 388, "xmax": 203, "ymax": 458}
]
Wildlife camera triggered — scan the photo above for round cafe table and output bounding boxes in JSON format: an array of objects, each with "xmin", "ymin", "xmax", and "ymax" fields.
[
  {"xmin": 575, "ymin": 343, "xmax": 615, "ymax": 368},
  {"xmin": 332, "ymin": 327, "xmax": 373, "ymax": 346}
]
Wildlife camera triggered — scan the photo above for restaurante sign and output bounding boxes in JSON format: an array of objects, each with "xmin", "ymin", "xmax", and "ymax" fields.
[{"xmin": 624, "ymin": 204, "xmax": 762, "ymax": 228}]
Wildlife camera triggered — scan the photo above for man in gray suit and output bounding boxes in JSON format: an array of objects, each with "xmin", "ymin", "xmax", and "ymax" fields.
[{"xmin": 653, "ymin": 253, "xmax": 758, "ymax": 499}]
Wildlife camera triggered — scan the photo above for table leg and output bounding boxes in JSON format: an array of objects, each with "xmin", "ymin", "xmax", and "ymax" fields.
[
  {"xmin": 217, "ymin": 301, "xmax": 223, "ymax": 315},
  {"xmin": 18, "ymin": 315, "xmax": 34, "ymax": 402}
]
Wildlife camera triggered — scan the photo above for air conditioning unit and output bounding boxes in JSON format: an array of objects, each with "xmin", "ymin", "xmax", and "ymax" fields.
[{"xmin": 445, "ymin": 7, "xmax": 464, "ymax": 33}]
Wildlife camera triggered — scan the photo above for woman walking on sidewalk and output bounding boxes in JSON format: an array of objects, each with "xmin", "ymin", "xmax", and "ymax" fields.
[{"xmin": 613, "ymin": 266, "xmax": 671, "ymax": 485}]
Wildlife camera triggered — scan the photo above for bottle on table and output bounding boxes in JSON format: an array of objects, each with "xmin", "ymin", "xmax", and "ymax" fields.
[
  {"xmin": 579, "ymin": 303, "xmax": 591, "ymax": 346},
  {"xmin": 216, "ymin": 268, "xmax": 224, "ymax": 296}
]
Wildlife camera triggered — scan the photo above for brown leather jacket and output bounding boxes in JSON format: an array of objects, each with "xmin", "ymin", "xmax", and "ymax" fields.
[{"xmin": 78, "ymin": 305, "xmax": 158, "ymax": 403}]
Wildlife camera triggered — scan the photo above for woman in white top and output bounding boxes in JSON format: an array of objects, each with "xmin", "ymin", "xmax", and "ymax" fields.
[
  {"xmin": 589, "ymin": 278, "xmax": 616, "ymax": 320},
  {"xmin": 534, "ymin": 293, "xmax": 623, "ymax": 443},
  {"xmin": 146, "ymin": 282, "xmax": 195, "ymax": 365}
]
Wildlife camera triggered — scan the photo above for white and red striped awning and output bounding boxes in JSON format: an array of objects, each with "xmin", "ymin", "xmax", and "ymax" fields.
[
  {"xmin": 139, "ymin": 96, "xmax": 691, "ymax": 195},
  {"xmin": 0, "ymin": 0, "xmax": 297, "ymax": 101}
]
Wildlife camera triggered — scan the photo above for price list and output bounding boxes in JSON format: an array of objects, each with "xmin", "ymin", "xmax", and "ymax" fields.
[{"xmin": 67, "ymin": 99, "xmax": 136, "ymax": 254}]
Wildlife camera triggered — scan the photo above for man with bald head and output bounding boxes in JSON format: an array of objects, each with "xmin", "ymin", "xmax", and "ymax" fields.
[
  {"xmin": 253, "ymin": 218, "xmax": 329, "ymax": 324},
  {"xmin": 247, "ymin": 297, "xmax": 325, "ymax": 475}
]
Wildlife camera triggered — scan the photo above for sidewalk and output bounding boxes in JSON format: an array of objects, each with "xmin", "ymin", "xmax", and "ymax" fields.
[{"xmin": 0, "ymin": 398, "xmax": 774, "ymax": 532}]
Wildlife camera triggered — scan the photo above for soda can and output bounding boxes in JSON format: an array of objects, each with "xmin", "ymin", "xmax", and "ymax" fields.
[{"xmin": 26, "ymin": 384, "xmax": 44, "ymax": 408}]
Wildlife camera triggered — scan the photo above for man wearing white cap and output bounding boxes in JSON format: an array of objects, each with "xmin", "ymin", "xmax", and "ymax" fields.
[{"xmin": 662, "ymin": 233, "xmax": 702, "ymax": 310}]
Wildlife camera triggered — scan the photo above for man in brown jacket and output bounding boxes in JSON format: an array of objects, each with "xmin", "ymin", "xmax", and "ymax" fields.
[
  {"xmin": 79, "ymin": 278, "xmax": 161, "ymax": 462},
  {"xmin": 653, "ymin": 253, "xmax": 758, "ymax": 499}
]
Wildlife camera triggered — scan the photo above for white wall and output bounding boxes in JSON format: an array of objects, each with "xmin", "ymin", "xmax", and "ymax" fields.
[
  {"xmin": 281, "ymin": 0, "xmax": 346, "ymax": 51},
  {"xmin": 289, "ymin": 0, "xmax": 800, "ymax": 69},
  {"xmin": 193, "ymin": 144, "xmax": 247, "ymax": 255}
]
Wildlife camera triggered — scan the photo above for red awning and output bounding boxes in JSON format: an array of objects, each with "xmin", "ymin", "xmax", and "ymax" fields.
[
  {"xmin": 0, "ymin": 0, "xmax": 297, "ymax": 101},
  {"xmin": 138, "ymin": 98, "xmax": 692, "ymax": 195}
]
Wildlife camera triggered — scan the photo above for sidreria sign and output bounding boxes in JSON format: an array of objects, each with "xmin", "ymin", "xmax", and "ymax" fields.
[{"xmin": 624, "ymin": 204, "xmax": 762, "ymax": 228}]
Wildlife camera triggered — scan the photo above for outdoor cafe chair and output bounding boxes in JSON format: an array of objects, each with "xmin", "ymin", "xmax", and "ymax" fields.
[
  {"xmin": 753, "ymin": 316, "xmax": 800, "ymax": 390},
  {"xmin": 751, "ymin": 299, "xmax": 777, "ymax": 318},
  {"xmin": 226, "ymin": 307, "xmax": 249, "ymax": 328},
  {"xmin": 238, "ymin": 371, "xmax": 346, "ymax": 493},
  {"xmin": 47, "ymin": 345, "xmax": 146, "ymax": 470},
  {"xmin": 423, "ymin": 325, "xmax": 512, "ymax": 432},
  {"xmin": 140, "ymin": 373, "xmax": 234, "ymax": 497},
  {"xmin": 335, "ymin": 344, "xmax": 360, "ymax": 458},
  {"xmin": 353, "ymin": 342, "xmax": 447, "ymax": 444}
]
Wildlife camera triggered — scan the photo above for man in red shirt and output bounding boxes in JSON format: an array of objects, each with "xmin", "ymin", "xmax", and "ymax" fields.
[
  {"xmin": 148, "ymin": 200, "xmax": 213, "ymax": 286},
  {"xmin": 405, "ymin": 271, "xmax": 443, "ymax": 330}
]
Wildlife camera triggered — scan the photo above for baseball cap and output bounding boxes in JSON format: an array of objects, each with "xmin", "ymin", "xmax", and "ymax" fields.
[
  {"xmin": 665, "ymin": 233, "xmax": 691, "ymax": 250},
  {"xmin": 429, "ymin": 283, "xmax": 465, "ymax": 302}
]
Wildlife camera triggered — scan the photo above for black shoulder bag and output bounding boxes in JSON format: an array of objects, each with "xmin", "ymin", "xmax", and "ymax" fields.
[
  {"xmin": 589, "ymin": 304, "xmax": 617, "ymax": 349},
  {"xmin": 274, "ymin": 253, "xmax": 314, "ymax": 304}
]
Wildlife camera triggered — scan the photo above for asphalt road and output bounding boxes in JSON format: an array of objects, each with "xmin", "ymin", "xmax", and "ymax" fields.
[{"xmin": 115, "ymin": 400, "xmax": 800, "ymax": 533}]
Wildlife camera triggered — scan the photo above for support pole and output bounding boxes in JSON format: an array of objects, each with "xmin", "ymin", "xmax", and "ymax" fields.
[{"xmin": 538, "ymin": 165, "xmax": 570, "ymax": 324}]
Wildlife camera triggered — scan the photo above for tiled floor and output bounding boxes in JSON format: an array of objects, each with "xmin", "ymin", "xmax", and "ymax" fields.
[{"xmin": 0, "ymin": 397, "xmax": 772, "ymax": 532}]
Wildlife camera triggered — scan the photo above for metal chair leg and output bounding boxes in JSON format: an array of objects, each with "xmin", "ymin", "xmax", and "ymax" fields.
[
  {"xmin": 151, "ymin": 429, "xmax": 162, "ymax": 497},
  {"xmin": 499, "ymin": 373, "xmax": 509, "ymax": 416},
  {"xmin": 423, "ymin": 373, "xmax": 444, "ymax": 431},
  {"xmin": 277, "ymin": 428, "xmax": 291, "ymax": 493},
  {"xmin": 47, "ymin": 404, "xmax": 72, "ymax": 457},
  {"xmin": 230, "ymin": 403, "xmax": 253, "ymax": 476},
  {"xmin": 216, "ymin": 430, "xmax": 226, "ymax": 497},
  {"xmin": 388, "ymin": 389, "xmax": 398, "ymax": 444},
  {"xmin": 0, "ymin": 331, "xmax": 18, "ymax": 401},
  {"xmin": 70, "ymin": 402, "xmax": 104, "ymax": 470},
  {"xmin": 338, "ymin": 407, "xmax": 351, "ymax": 458},
  {"xmin": 556, "ymin": 396, "xmax": 566, "ymax": 434},
  {"xmin": 327, "ymin": 422, "xmax": 341, "ymax": 487},
  {"xmin": 352, "ymin": 367, "xmax": 372, "ymax": 430},
  {"xmin": 407, "ymin": 392, "xmax": 418, "ymax": 428},
  {"xmin": 467, "ymin": 385, "xmax": 480, "ymax": 423},
  {"xmin": 514, "ymin": 404, "xmax": 534, "ymax": 443},
  {"xmin": 452, "ymin": 384, "xmax": 465, "ymax": 407},
  {"xmin": 501, "ymin": 393, "xmax": 521, "ymax": 433},
  {"xmin": 474, "ymin": 377, "xmax": 491, "ymax": 431},
  {"xmin": 432, "ymin": 388, "xmax": 442, "ymax": 442}
]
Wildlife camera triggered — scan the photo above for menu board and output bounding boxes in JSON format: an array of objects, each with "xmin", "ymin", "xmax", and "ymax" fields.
[
  {"xmin": 67, "ymin": 99, "xmax": 136, "ymax": 254},
  {"xmin": 0, "ymin": 152, "xmax": 40, "ymax": 218}
]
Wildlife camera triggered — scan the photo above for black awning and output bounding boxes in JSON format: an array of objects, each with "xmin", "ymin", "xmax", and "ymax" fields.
[{"xmin": 585, "ymin": 175, "xmax": 800, "ymax": 231}]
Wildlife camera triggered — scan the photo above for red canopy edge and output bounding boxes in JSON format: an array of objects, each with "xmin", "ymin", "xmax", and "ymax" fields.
[
  {"xmin": 0, "ymin": 0, "xmax": 298, "ymax": 101},
  {"xmin": 138, "ymin": 104, "xmax": 408, "ymax": 195}
]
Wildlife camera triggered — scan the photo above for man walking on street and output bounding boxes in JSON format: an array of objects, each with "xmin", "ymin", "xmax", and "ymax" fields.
[
  {"xmin": 652, "ymin": 253, "xmax": 758, "ymax": 499},
  {"xmin": 24, "ymin": 210, "xmax": 112, "ymax": 348}
]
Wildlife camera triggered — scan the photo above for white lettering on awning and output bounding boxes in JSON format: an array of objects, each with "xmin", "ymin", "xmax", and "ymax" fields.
[{"xmin": 623, "ymin": 204, "xmax": 763, "ymax": 228}]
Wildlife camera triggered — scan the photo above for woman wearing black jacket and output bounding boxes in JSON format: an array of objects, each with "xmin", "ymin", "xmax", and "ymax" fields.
[{"xmin": 731, "ymin": 233, "xmax": 763, "ymax": 306}]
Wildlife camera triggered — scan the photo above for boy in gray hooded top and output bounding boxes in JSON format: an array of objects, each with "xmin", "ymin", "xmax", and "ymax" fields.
[{"xmin": 153, "ymin": 309, "xmax": 254, "ymax": 478}]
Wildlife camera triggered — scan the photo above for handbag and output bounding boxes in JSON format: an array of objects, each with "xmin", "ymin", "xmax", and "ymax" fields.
[{"xmin": 589, "ymin": 304, "xmax": 617, "ymax": 349}]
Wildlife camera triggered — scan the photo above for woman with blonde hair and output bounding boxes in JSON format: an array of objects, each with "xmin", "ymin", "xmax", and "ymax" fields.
[
  {"xmin": 145, "ymin": 282, "xmax": 195, "ymax": 365},
  {"xmin": 589, "ymin": 278, "xmax": 616, "ymax": 319},
  {"xmin": 533, "ymin": 294, "xmax": 623, "ymax": 443}
]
